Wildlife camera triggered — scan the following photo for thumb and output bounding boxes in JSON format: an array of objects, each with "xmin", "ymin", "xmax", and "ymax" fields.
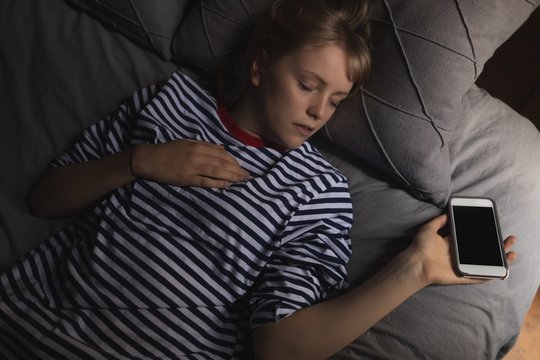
[{"xmin": 424, "ymin": 214, "xmax": 448, "ymax": 232}]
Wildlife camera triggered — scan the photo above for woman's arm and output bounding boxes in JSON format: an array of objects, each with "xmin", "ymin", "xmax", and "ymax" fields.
[
  {"xmin": 253, "ymin": 215, "xmax": 517, "ymax": 360},
  {"xmin": 29, "ymin": 148, "xmax": 134, "ymax": 218},
  {"xmin": 29, "ymin": 140, "xmax": 250, "ymax": 218}
]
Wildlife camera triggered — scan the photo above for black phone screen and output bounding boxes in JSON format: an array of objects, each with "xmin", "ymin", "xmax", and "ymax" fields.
[{"xmin": 452, "ymin": 206, "xmax": 504, "ymax": 266}]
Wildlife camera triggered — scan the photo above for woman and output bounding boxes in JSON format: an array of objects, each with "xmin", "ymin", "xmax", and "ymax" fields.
[{"xmin": 1, "ymin": 0, "xmax": 516, "ymax": 359}]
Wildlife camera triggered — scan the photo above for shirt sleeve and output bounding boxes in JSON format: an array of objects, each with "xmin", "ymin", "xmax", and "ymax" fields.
[
  {"xmin": 248, "ymin": 180, "xmax": 353, "ymax": 329},
  {"xmin": 52, "ymin": 84, "xmax": 160, "ymax": 167}
]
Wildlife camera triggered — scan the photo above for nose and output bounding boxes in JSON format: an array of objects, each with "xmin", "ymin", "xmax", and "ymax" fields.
[{"xmin": 307, "ymin": 95, "xmax": 327, "ymax": 121}]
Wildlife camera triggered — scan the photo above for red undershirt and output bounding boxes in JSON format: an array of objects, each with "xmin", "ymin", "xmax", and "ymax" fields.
[{"xmin": 217, "ymin": 102, "xmax": 284, "ymax": 150}]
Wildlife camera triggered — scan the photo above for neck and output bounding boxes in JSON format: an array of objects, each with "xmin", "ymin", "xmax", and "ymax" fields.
[{"xmin": 228, "ymin": 89, "xmax": 263, "ymax": 139}]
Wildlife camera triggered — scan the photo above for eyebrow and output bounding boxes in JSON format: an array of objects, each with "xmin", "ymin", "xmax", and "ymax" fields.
[{"xmin": 301, "ymin": 70, "xmax": 350, "ymax": 97}]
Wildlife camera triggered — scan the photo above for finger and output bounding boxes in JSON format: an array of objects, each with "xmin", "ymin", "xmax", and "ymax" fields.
[
  {"xmin": 186, "ymin": 140, "xmax": 241, "ymax": 167},
  {"xmin": 503, "ymin": 236, "xmax": 518, "ymax": 263},
  {"xmin": 198, "ymin": 176, "xmax": 232, "ymax": 189},
  {"xmin": 423, "ymin": 214, "xmax": 448, "ymax": 232},
  {"xmin": 503, "ymin": 235, "xmax": 517, "ymax": 252},
  {"xmin": 506, "ymin": 251, "xmax": 518, "ymax": 265},
  {"xmin": 205, "ymin": 154, "xmax": 249, "ymax": 177},
  {"xmin": 459, "ymin": 277, "xmax": 486, "ymax": 285},
  {"xmin": 192, "ymin": 149, "xmax": 250, "ymax": 180},
  {"xmin": 205, "ymin": 147, "xmax": 241, "ymax": 167},
  {"xmin": 183, "ymin": 174, "xmax": 232, "ymax": 189},
  {"xmin": 180, "ymin": 141, "xmax": 249, "ymax": 180},
  {"xmin": 195, "ymin": 163, "xmax": 249, "ymax": 183}
]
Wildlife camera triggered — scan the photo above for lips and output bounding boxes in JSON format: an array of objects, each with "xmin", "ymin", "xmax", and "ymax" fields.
[{"xmin": 294, "ymin": 123, "xmax": 314, "ymax": 136}]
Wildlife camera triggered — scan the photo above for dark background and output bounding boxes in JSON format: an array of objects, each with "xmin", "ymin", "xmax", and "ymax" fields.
[{"xmin": 477, "ymin": 7, "xmax": 540, "ymax": 131}]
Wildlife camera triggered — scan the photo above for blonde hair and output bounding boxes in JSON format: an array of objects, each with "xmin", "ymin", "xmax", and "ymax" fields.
[{"xmin": 215, "ymin": 0, "xmax": 371, "ymax": 107}]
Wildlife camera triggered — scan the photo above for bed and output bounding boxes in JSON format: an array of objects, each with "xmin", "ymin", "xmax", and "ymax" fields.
[{"xmin": 1, "ymin": 0, "xmax": 539, "ymax": 358}]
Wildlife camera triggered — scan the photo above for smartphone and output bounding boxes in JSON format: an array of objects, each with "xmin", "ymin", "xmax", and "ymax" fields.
[{"xmin": 448, "ymin": 196, "xmax": 508, "ymax": 279}]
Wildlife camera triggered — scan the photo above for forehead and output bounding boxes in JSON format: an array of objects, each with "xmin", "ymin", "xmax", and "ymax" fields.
[{"xmin": 278, "ymin": 43, "xmax": 354, "ymax": 93}]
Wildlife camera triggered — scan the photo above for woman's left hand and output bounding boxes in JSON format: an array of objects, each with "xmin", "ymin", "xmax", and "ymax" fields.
[{"xmin": 407, "ymin": 214, "xmax": 517, "ymax": 286}]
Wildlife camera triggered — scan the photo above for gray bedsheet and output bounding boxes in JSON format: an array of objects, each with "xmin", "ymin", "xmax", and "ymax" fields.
[
  {"xmin": 1, "ymin": 0, "xmax": 539, "ymax": 358},
  {"xmin": 0, "ymin": 0, "xmax": 176, "ymax": 267}
]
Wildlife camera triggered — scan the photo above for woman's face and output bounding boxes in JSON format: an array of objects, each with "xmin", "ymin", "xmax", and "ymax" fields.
[{"xmin": 245, "ymin": 43, "xmax": 354, "ymax": 149}]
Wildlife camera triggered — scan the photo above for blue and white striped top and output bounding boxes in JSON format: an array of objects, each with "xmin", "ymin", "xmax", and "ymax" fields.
[{"xmin": 0, "ymin": 71, "xmax": 353, "ymax": 359}]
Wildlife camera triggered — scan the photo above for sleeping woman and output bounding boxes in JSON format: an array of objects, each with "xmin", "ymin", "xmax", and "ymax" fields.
[{"xmin": 0, "ymin": 0, "xmax": 517, "ymax": 359}]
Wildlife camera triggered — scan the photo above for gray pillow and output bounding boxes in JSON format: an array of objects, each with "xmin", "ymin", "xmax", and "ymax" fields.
[
  {"xmin": 66, "ymin": 0, "xmax": 196, "ymax": 59},
  {"xmin": 172, "ymin": 0, "xmax": 273, "ymax": 72},
  {"xmin": 173, "ymin": 0, "xmax": 538, "ymax": 207},
  {"xmin": 325, "ymin": 0, "xmax": 538, "ymax": 206}
]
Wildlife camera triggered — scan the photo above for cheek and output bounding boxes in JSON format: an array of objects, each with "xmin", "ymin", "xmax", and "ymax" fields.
[{"xmin": 264, "ymin": 80, "xmax": 302, "ymax": 114}]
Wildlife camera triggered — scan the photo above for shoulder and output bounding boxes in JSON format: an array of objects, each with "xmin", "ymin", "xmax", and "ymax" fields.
[
  {"xmin": 141, "ymin": 69, "xmax": 217, "ymax": 115},
  {"xmin": 292, "ymin": 142, "xmax": 349, "ymax": 186},
  {"xmin": 165, "ymin": 70, "xmax": 212, "ymax": 99},
  {"xmin": 139, "ymin": 70, "xmax": 219, "ymax": 130}
]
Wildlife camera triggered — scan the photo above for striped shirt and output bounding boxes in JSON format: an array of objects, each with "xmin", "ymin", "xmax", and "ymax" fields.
[{"xmin": 0, "ymin": 71, "xmax": 353, "ymax": 359}]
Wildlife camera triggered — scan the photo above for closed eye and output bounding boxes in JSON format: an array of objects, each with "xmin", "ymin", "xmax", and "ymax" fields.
[
  {"xmin": 298, "ymin": 81, "xmax": 316, "ymax": 93},
  {"xmin": 331, "ymin": 98, "xmax": 345, "ymax": 109}
]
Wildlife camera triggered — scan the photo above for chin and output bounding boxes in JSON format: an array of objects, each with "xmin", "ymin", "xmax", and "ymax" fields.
[
  {"xmin": 285, "ymin": 133, "xmax": 312, "ymax": 149},
  {"xmin": 271, "ymin": 132, "xmax": 310, "ymax": 150},
  {"xmin": 280, "ymin": 139, "xmax": 305, "ymax": 150}
]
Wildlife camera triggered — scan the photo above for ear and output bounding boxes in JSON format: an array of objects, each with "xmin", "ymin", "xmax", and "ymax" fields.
[{"xmin": 250, "ymin": 52, "xmax": 266, "ymax": 87}]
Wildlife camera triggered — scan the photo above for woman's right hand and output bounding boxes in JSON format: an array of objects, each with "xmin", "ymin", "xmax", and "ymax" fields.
[{"xmin": 130, "ymin": 139, "xmax": 250, "ymax": 188}]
